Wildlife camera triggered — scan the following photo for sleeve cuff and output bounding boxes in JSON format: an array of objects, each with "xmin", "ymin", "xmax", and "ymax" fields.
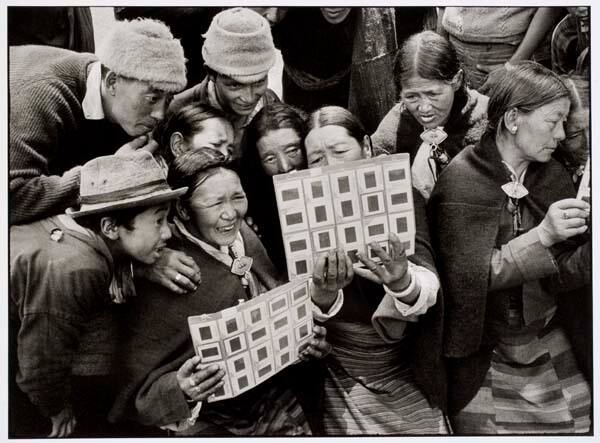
[
  {"xmin": 311, "ymin": 284, "xmax": 344, "ymax": 322},
  {"xmin": 510, "ymin": 228, "xmax": 558, "ymax": 279},
  {"xmin": 384, "ymin": 263, "xmax": 439, "ymax": 318},
  {"xmin": 160, "ymin": 400, "xmax": 203, "ymax": 432}
]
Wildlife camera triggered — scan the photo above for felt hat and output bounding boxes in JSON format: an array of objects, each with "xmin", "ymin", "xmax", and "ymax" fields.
[
  {"xmin": 67, "ymin": 152, "xmax": 187, "ymax": 218},
  {"xmin": 202, "ymin": 7, "xmax": 275, "ymax": 84},
  {"xmin": 97, "ymin": 18, "xmax": 187, "ymax": 93}
]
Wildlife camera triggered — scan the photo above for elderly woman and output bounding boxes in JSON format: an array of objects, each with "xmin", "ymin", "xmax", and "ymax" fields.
[
  {"xmin": 108, "ymin": 149, "xmax": 330, "ymax": 436},
  {"xmin": 429, "ymin": 62, "xmax": 591, "ymax": 434},
  {"xmin": 240, "ymin": 103, "xmax": 308, "ymax": 275},
  {"xmin": 372, "ymin": 30, "xmax": 488, "ymax": 201},
  {"xmin": 304, "ymin": 105, "xmax": 449, "ymax": 434}
]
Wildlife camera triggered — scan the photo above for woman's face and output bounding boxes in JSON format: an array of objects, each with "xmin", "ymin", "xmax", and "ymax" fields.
[
  {"xmin": 185, "ymin": 169, "xmax": 248, "ymax": 248},
  {"xmin": 256, "ymin": 128, "xmax": 305, "ymax": 176},
  {"xmin": 400, "ymin": 75, "xmax": 458, "ymax": 129},
  {"xmin": 304, "ymin": 125, "xmax": 369, "ymax": 168},
  {"xmin": 172, "ymin": 117, "xmax": 234, "ymax": 159},
  {"xmin": 320, "ymin": 8, "xmax": 352, "ymax": 24},
  {"xmin": 561, "ymin": 105, "xmax": 589, "ymax": 164},
  {"xmin": 513, "ymin": 97, "xmax": 570, "ymax": 164}
]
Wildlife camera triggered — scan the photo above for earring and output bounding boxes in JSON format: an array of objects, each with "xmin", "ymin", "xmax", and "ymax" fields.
[{"xmin": 511, "ymin": 126, "xmax": 518, "ymax": 134}]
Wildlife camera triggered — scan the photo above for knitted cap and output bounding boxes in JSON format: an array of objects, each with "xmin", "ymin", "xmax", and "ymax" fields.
[
  {"xmin": 202, "ymin": 7, "xmax": 275, "ymax": 84},
  {"xmin": 97, "ymin": 18, "xmax": 187, "ymax": 93}
]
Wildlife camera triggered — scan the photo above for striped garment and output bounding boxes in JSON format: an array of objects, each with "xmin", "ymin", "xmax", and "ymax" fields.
[
  {"xmin": 176, "ymin": 376, "xmax": 311, "ymax": 436},
  {"xmin": 322, "ymin": 320, "xmax": 449, "ymax": 435},
  {"xmin": 452, "ymin": 312, "xmax": 591, "ymax": 434}
]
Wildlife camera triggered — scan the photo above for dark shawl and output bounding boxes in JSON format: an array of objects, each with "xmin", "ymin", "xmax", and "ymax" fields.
[{"xmin": 428, "ymin": 132, "xmax": 590, "ymax": 412}]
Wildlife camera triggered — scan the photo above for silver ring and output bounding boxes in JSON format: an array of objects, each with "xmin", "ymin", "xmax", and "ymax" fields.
[
  {"xmin": 175, "ymin": 273, "xmax": 184, "ymax": 283},
  {"xmin": 563, "ymin": 211, "xmax": 569, "ymax": 220}
]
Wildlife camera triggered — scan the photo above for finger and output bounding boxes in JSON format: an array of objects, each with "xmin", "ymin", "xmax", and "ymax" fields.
[
  {"xmin": 353, "ymin": 265, "xmax": 383, "ymax": 284},
  {"xmin": 141, "ymin": 139, "xmax": 159, "ymax": 154},
  {"xmin": 564, "ymin": 208, "xmax": 591, "ymax": 220},
  {"xmin": 370, "ymin": 242, "xmax": 392, "ymax": 268},
  {"xmin": 48, "ymin": 422, "xmax": 59, "ymax": 438},
  {"xmin": 309, "ymin": 336, "xmax": 330, "ymax": 353},
  {"xmin": 171, "ymin": 269, "xmax": 197, "ymax": 292},
  {"xmin": 344, "ymin": 253, "xmax": 354, "ymax": 282},
  {"xmin": 355, "ymin": 250, "xmax": 382, "ymax": 276},
  {"xmin": 65, "ymin": 417, "xmax": 76, "ymax": 437},
  {"xmin": 192, "ymin": 365, "xmax": 221, "ymax": 384},
  {"xmin": 197, "ymin": 379, "xmax": 226, "ymax": 401},
  {"xmin": 312, "ymin": 253, "xmax": 327, "ymax": 286},
  {"xmin": 564, "ymin": 217, "xmax": 587, "ymax": 229},
  {"xmin": 179, "ymin": 356, "xmax": 201, "ymax": 377},
  {"xmin": 553, "ymin": 198, "xmax": 591, "ymax": 211},
  {"xmin": 162, "ymin": 278, "xmax": 187, "ymax": 295},
  {"xmin": 326, "ymin": 251, "xmax": 338, "ymax": 288},
  {"xmin": 127, "ymin": 134, "xmax": 149, "ymax": 150},
  {"xmin": 312, "ymin": 324, "xmax": 327, "ymax": 339},
  {"xmin": 193, "ymin": 371, "xmax": 226, "ymax": 399},
  {"xmin": 388, "ymin": 232, "xmax": 404, "ymax": 258},
  {"xmin": 336, "ymin": 249, "xmax": 347, "ymax": 287},
  {"xmin": 177, "ymin": 253, "xmax": 202, "ymax": 274}
]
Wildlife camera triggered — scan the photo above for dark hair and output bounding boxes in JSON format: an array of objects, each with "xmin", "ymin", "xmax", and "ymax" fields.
[
  {"xmin": 247, "ymin": 102, "xmax": 308, "ymax": 147},
  {"xmin": 167, "ymin": 148, "xmax": 236, "ymax": 205},
  {"xmin": 394, "ymin": 30, "xmax": 462, "ymax": 97},
  {"xmin": 154, "ymin": 103, "xmax": 231, "ymax": 164},
  {"xmin": 307, "ymin": 105, "xmax": 372, "ymax": 152},
  {"xmin": 75, "ymin": 205, "xmax": 150, "ymax": 233},
  {"xmin": 485, "ymin": 61, "xmax": 569, "ymax": 137}
]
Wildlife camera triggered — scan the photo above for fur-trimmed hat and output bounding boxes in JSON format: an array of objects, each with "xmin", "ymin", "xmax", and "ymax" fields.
[
  {"xmin": 97, "ymin": 18, "xmax": 187, "ymax": 93},
  {"xmin": 202, "ymin": 8, "xmax": 275, "ymax": 84}
]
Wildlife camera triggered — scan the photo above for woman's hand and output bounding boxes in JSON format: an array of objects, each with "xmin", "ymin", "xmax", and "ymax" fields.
[
  {"xmin": 138, "ymin": 248, "xmax": 202, "ymax": 294},
  {"xmin": 312, "ymin": 248, "xmax": 353, "ymax": 311},
  {"xmin": 354, "ymin": 232, "xmax": 412, "ymax": 293},
  {"xmin": 299, "ymin": 325, "xmax": 332, "ymax": 360},
  {"xmin": 177, "ymin": 356, "xmax": 225, "ymax": 403},
  {"xmin": 537, "ymin": 198, "xmax": 590, "ymax": 247},
  {"xmin": 48, "ymin": 404, "xmax": 76, "ymax": 438}
]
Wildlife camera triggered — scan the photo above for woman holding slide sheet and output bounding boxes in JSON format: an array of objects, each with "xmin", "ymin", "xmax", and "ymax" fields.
[
  {"xmin": 304, "ymin": 105, "xmax": 449, "ymax": 434},
  {"xmin": 108, "ymin": 148, "xmax": 331, "ymax": 436}
]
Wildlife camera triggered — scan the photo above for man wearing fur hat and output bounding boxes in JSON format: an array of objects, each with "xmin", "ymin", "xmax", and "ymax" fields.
[
  {"xmin": 171, "ymin": 7, "xmax": 280, "ymax": 159},
  {"xmin": 10, "ymin": 152, "xmax": 187, "ymax": 438},
  {"xmin": 9, "ymin": 18, "xmax": 187, "ymax": 226}
]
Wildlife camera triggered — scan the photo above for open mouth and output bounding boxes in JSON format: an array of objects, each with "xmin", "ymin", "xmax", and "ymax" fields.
[
  {"xmin": 217, "ymin": 224, "xmax": 236, "ymax": 234},
  {"xmin": 419, "ymin": 115, "xmax": 436, "ymax": 123}
]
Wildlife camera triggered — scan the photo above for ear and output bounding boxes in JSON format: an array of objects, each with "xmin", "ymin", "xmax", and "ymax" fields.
[
  {"xmin": 100, "ymin": 216, "xmax": 120, "ymax": 240},
  {"xmin": 362, "ymin": 135, "xmax": 373, "ymax": 158},
  {"xmin": 451, "ymin": 69, "xmax": 464, "ymax": 92},
  {"xmin": 104, "ymin": 71, "xmax": 118, "ymax": 96},
  {"xmin": 502, "ymin": 108, "xmax": 519, "ymax": 134},
  {"xmin": 170, "ymin": 132, "xmax": 187, "ymax": 157},
  {"xmin": 175, "ymin": 199, "xmax": 190, "ymax": 221}
]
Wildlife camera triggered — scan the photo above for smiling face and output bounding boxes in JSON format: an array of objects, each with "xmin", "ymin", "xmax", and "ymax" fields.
[
  {"xmin": 176, "ymin": 117, "xmax": 235, "ymax": 159},
  {"xmin": 256, "ymin": 128, "xmax": 305, "ymax": 176},
  {"xmin": 320, "ymin": 8, "xmax": 352, "ymax": 24},
  {"xmin": 400, "ymin": 75, "xmax": 457, "ymax": 129},
  {"xmin": 513, "ymin": 97, "xmax": 570, "ymax": 164},
  {"xmin": 213, "ymin": 73, "xmax": 268, "ymax": 117},
  {"xmin": 185, "ymin": 169, "xmax": 248, "ymax": 248},
  {"xmin": 106, "ymin": 75, "xmax": 172, "ymax": 136},
  {"xmin": 304, "ymin": 125, "xmax": 370, "ymax": 168},
  {"xmin": 115, "ymin": 203, "xmax": 172, "ymax": 265}
]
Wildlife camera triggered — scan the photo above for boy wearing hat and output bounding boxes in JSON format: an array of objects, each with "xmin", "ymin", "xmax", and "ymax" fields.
[
  {"xmin": 10, "ymin": 18, "xmax": 187, "ymax": 225},
  {"xmin": 9, "ymin": 152, "xmax": 187, "ymax": 438},
  {"xmin": 171, "ymin": 7, "xmax": 280, "ymax": 159}
]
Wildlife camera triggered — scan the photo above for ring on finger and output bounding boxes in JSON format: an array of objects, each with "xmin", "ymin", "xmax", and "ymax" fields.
[
  {"xmin": 563, "ymin": 210, "xmax": 569, "ymax": 220},
  {"xmin": 189, "ymin": 377, "xmax": 197, "ymax": 387},
  {"xmin": 175, "ymin": 273, "xmax": 184, "ymax": 283}
]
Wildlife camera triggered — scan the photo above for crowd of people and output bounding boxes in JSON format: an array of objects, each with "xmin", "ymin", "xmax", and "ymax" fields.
[{"xmin": 8, "ymin": 6, "xmax": 591, "ymax": 438}]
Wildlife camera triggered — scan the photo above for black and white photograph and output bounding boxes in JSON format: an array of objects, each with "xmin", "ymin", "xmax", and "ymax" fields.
[{"xmin": 4, "ymin": 3, "xmax": 595, "ymax": 439}]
